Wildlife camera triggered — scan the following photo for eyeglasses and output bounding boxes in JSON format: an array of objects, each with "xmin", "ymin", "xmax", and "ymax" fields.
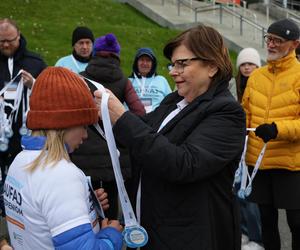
[
  {"xmin": 0, "ymin": 34, "xmax": 19, "ymax": 45},
  {"xmin": 264, "ymin": 34, "xmax": 287, "ymax": 46},
  {"xmin": 167, "ymin": 57, "xmax": 202, "ymax": 74}
]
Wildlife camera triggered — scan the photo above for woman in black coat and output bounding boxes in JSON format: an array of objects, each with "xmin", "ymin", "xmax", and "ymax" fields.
[{"xmin": 95, "ymin": 25, "xmax": 246, "ymax": 250}]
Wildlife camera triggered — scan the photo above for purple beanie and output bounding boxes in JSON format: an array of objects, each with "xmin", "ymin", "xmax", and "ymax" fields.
[{"xmin": 93, "ymin": 33, "xmax": 120, "ymax": 55}]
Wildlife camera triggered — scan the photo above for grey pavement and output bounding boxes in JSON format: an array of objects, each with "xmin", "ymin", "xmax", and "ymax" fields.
[{"xmin": 120, "ymin": 0, "xmax": 292, "ymax": 249}]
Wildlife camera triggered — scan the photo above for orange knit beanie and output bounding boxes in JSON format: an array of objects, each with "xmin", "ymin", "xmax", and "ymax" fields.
[{"xmin": 27, "ymin": 66, "xmax": 98, "ymax": 129}]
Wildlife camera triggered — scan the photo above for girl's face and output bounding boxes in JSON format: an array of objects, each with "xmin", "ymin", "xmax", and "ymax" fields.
[
  {"xmin": 239, "ymin": 63, "xmax": 257, "ymax": 77},
  {"xmin": 64, "ymin": 126, "xmax": 88, "ymax": 153}
]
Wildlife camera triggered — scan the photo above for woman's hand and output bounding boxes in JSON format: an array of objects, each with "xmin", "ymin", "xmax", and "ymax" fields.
[
  {"xmin": 101, "ymin": 218, "xmax": 123, "ymax": 232},
  {"xmin": 95, "ymin": 188, "xmax": 109, "ymax": 211},
  {"xmin": 94, "ymin": 89, "xmax": 126, "ymax": 125}
]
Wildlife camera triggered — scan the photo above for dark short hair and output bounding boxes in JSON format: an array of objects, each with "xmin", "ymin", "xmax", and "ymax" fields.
[{"xmin": 163, "ymin": 25, "xmax": 233, "ymax": 83}]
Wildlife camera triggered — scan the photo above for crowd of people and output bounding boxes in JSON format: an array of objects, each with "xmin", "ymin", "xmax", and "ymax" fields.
[{"xmin": 0, "ymin": 16, "xmax": 300, "ymax": 250}]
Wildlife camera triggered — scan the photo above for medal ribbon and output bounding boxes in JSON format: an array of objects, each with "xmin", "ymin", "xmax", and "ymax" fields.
[
  {"xmin": 234, "ymin": 128, "xmax": 267, "ymax": 198},
  {"xmin": 83, "ymin": 77, "xmax": 143, "ymax": 227}
]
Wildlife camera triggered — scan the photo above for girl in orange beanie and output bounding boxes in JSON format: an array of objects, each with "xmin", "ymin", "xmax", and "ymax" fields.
[{"xmin": 3, "ymin": 67, "xmax": 123, "ymax": 250}]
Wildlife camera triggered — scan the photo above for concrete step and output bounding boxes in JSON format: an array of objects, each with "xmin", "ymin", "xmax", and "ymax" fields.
[{"xmin": 124, "ymin": 0, "xmax": 280, "ymax": 61}]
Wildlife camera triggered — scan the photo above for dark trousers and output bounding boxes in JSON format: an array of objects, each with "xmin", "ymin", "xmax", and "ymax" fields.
[
  {"xmin": 92, "ymin": 180, "xmax": 119, "ymax": 220},
  {"xmin": 239, "ymin": 198, "xmax": 262, "ymax": 243},
  {"xmin": 259, "ymin": 204, "xmax": 300, "ymax": 250}
]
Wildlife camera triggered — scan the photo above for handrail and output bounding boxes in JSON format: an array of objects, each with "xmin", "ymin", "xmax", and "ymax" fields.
[
  {"xmin": 220, "ymin": 5, "xmax": 266, "ymax": 47},
  {"xmin": 175, "ymin": 0, "xmax": 266, "ymax": 47},
  {"xmin": 270, "ymin": 1, "xmax": 300, "ymax": 20}
]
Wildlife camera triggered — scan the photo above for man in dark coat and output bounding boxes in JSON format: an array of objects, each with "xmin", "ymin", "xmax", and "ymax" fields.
[{"xmin": 0, "ymin": 17, "xmax": 46, "ymax": 204}]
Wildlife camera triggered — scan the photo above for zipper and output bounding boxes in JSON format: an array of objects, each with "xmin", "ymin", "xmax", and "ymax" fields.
[{"xmin": 264, "ymin": 65, "xmax": 276, "ymax": 122}]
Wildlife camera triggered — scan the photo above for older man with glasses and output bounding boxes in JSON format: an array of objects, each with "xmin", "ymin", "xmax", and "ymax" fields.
[
  {"xmin": 0, "ymin": 18, "xmax": 46, "ymax": 248},
  {"xmin": 242, "ymin": 18, "xmax": 300, "ymax": 250}
]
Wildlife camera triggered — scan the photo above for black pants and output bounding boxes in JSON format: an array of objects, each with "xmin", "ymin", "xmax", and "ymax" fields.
[
  {"xmin": 259, "ymin": 204, "xmax": 300, "ymax": 250},
  {"xmin": 92, "ymin": 180, "xmax": 119, "ymax": 220}
]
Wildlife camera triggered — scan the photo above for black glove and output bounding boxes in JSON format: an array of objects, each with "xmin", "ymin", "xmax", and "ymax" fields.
[{"xmin": 255, "ymin": 122, "xmax": 278, "ymax": 143}]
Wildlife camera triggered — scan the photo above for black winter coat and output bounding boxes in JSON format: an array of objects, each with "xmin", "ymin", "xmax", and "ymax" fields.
[
  {"xmin": 0, "ymin": 35, "xmax": 46, "ymax": 168},
  {"xmin": 71, "ymin": 56, "xmax": 132, "ymax": 181},
  {"xmin": 113, "ymin": 80, "xmax": 246, "ymax": 250}
]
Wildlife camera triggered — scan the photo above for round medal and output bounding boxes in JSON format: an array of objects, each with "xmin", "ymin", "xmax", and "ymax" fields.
[
  {"xmin": 19, "ymin": 126, "xmax": 28, "ymax": 136},
  {"xmin": 5, "ymin": 128, "xmax": 13, "ymax": 138},
  {"xmin": 0, "ymin": 142, "xmax": 8, "ymax": 152},
  {"xmin": 123, "ymin": 225, "xmax": 148, "ymax": 248},
  {"xmin": 237, "ymin": 189, "xmax": 245, "ymax": 199}
]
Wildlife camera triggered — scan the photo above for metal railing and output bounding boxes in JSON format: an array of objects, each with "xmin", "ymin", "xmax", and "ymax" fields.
[
  {"xmin": 174, "ymin": 0, "xmax": 266, "ymax": 47},
  {"xmin": 219, "ymin": 5, "xmax": 266, "ymax": 47}
]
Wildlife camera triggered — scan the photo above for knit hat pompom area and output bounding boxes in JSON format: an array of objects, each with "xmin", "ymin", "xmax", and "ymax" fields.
[
  {"xmin": 27, "ymin": 67, "xmax": 98, "ymax": 130},
  {"xmin": 236, "ymin": 47, "xmax": 261, "ymax": 69},
  {"xmin": 93, "ymin": 33, "xmax": 120, "ymax": 55},
  {"xmin": 267, "ymin": 18, "xmax": 300, "ymax": 41}
]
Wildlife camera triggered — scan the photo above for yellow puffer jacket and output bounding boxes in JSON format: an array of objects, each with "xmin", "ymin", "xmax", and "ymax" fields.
[{"xmin": 242, "ymin": 51, "xmax": 300, "ymax": 171}]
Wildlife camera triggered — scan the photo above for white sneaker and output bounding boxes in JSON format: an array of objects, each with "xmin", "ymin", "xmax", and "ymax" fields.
[
  {"xmin": 241, "ymin": 234, "xmax": 249, "ymax": 246},
  {"xmin": 242, "ymin": 241, "xmax": 264, "ymax": 250}
]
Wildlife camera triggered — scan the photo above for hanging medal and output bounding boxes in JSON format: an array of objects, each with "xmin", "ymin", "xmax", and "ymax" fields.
[
  {"xmin": 234, "ymin": 128, "xmax": 267, "ymax": 199},
  {"xmin": 101, "ymin": 92, "xmax": 148, "ymax": 248}
]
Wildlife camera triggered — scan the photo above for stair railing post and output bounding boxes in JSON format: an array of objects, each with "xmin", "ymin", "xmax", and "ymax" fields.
[
  {"xmin": 220, "ymin": 5, "xmax": 223, "ymax": 24},
  {"xmin": 240, "ymin": 15, "xmax": 243, "ymax": 35}
]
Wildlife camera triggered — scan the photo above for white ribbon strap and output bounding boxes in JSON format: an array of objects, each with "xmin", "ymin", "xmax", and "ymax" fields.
[
  {"xmin": 101, "ymin": 92, "xmax": 138, "ymax": 227},
  {"xmin": 83, "ymin": 76, "xmax": 139, "ymax": 227},
  {"xmin": 0, "ymin": 70, "xmax": 23, "ymax": 96},
  {"xmin": 235, "ymin": 128, "xmax": 267, "ymax": 198}
]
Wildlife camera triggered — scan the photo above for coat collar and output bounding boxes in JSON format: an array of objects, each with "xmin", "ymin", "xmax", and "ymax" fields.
[
  {"xmin": 158, "ymin": 79, "xmax": 228, "ymax": 134},
  {"xmin": 267, "ymin": 50, "xmax": 298, "ymax": 73}
]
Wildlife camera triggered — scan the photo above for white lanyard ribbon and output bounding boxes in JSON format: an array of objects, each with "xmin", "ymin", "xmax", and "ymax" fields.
[
  {"xmin": 8, "ymin": 57, "xmax": 13, "ymax": 79},
  {"xmin": 133, "ymin": 73, "xmax": 154, "ymax": 98},
  {"xmin": 234, "ymin": 128, "xmax": 267, "ymax": 199},
  {"xmin": 0, "ymin": 70, "xmax": 23, "ymax": 152},
  {"xmin": 0, "ymin": 70, "xmax": 22, "ymax": 96},
  {"xmin": 84, "ymin": 77, "xmax": 148, "ymax": 247}
]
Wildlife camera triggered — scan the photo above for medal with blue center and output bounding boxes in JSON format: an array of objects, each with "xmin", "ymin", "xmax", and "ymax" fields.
[{"xmin": 123, "ymin": 225, "xmax": 148, "ymax": 248}]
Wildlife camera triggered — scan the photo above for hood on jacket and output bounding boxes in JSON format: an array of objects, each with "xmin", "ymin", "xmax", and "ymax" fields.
[
  {"xmin": 131, "ymin": 47, "xmax": 157, "ymax": 78},
  {"xmin": 80, "ymin": 56, "xmax": 124, "ymax": 83}
]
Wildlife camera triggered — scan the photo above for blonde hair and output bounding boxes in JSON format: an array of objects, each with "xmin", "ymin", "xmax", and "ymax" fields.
[{"xmin": 27, "ymin": 130, "xmax": 70, "ymax": 172}]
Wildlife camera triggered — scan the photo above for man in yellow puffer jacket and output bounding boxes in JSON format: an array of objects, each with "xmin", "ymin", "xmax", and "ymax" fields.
[{"xmin": 242, "ymin": 18, "xmax": 300, "ymax": 250}]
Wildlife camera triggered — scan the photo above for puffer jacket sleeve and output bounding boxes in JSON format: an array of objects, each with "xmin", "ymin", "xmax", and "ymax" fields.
[
  {"xmin": 53, "ymin": 223, "xmax": 123, "ymax": 250},
  {"xmin": 275, "ymin": 119, "xmax": 300, "ymax": 141},
  {"xmin": 124, "ymin": 79, "xmax": 146, "ymax": 116}
]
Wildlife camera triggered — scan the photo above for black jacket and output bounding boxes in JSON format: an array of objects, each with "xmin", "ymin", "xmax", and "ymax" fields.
[
  {"xmin": 113, "ymin": 80, "xmax": 246, "ymax": 250},
  {"xmin": 71, "ymin": 55, "xmax": 133, "ymax": 181},
  {"xmin": 0, "ymin": 35, "xmax": 46, "ymax": 167}
]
